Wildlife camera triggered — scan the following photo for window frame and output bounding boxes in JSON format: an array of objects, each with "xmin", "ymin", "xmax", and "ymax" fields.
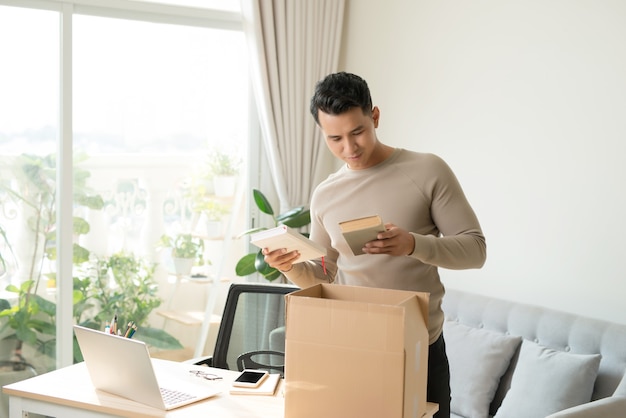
[{"xmin": 0, "ymin": 0, "xmax": 257, "ymax": 369}]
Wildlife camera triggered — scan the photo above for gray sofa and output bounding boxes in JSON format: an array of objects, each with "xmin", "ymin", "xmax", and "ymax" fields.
[{"xmin": 442, "ymin": 289, "xmax": 626, "ymax": 418}]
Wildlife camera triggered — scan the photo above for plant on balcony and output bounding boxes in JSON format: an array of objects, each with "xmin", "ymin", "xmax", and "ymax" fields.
[
  {"xmin": 194, "ymin": 199, "xmax": 229, "ymax": 223},
  {"xmin": 72, "ymin": 251, "xmax": 182, "ymax": 360},
  {"xmin": 0, "ymin": 154, "xmax": 182, "ymax": 369},
  {"xmin": 207, "ymin": 145, "xmax": 241, "ymax": 177},
  {"xmin": 182, "ymin": 177, "xmax": 230, "ymax": 236},
  {"xmin": 0, "ymin": 153, "xmax": 104, "ymax": 367},
  {"xmin": 234, "ymin": 189, "xmax": 310, "ymax": 282},
  {"xmin": 157, "ymin": 233, "xmax": 206, "ymax": 275},
  {"xmin": 195, "ymin": 199, "xmax": 230, "ymax": 238},
  {"xmin": 207, "ymin": 146, "xmax": 241, "ymax": 197}
]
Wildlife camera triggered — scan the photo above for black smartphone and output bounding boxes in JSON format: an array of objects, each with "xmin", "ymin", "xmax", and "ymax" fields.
[{"xmin": 232, "ymin": 369, "xmax": 269, "ymax": 388}]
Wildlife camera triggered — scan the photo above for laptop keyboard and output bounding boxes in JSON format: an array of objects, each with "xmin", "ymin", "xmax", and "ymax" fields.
[{"xmin": 160, "ymin": 387, "xmax": 195, "ymax": 406}]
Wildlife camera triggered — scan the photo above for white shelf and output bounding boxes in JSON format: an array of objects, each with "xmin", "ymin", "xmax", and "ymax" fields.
[{"xmin": 157, "ymin": 311, "xmax": 221, "ymax": 326}]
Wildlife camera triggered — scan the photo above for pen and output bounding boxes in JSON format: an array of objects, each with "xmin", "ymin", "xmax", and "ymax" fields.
[
  {"xmin": 124, "ymin": 321, "xmax": 134, "ymax": 338},
  {"xmin": 110, "ymin": 314, "xmax": 117, "ymax": 335},
  {"xmin": 128, "ymin": 324, "xmax": 137, "ymax": 339}
]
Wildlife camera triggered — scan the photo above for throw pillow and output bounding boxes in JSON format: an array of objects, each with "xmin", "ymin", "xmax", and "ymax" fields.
[
  {"xmin": 493, "ymin": 339, "xmax": 601, "ymax": 418},
  {"xmin": 444, "ymin": 321, "xmax": 522, "ymax": 418}
]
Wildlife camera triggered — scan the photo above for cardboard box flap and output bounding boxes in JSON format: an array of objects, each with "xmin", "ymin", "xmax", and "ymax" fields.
[
  {"xmin": 286, "ymin": 284, "xmax": 430, "ymax": 330},
  {"xmin": 286, "ymin": 295, "xmax": 406, "ymax": 351}
]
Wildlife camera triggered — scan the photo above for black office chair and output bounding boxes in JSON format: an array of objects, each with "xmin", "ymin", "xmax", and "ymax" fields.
[
  {"xmin": 236, "ymin": 349, "xmax": 285, "ymax": 375},
  {"xmin": 190, "ymin": 282, "xmax": 298, "ymax": 378}
]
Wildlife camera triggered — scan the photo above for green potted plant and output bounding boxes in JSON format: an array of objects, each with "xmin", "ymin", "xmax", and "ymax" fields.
[
  {"xmin": 181, "ymin": 176, "xmax": 230, "ymax": 235},
  {"xmin": 235, "ymin": 189, "xmax": 310, "ymax": 282},
  {"xmin": 197, "ymin": 200, "xmax": 230, "ymax": 238},
  {"xmin": 180, "ymin": 171, "xmax": 232, "ymax": 236},
  {"xmin": 74, "ymin": 251, "xmax": 183, "ymax": 356},
  {"xmin": 207, "ymin": 146, "xmax": 241, "ymax": 197},
  {"xmin": 157, "ymin": 233, "xmax": 205, "ymax": 276}
]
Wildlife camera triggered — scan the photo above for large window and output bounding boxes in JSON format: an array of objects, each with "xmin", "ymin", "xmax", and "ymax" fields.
[{"xmin": 0, "ymin": 0, "xmax": 249, "ymax": 384}]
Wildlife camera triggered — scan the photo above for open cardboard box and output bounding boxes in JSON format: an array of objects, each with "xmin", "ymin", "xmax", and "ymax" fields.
[{"xmin": 284, "ymin": 283, "xmax": 429, "ymax": 418}]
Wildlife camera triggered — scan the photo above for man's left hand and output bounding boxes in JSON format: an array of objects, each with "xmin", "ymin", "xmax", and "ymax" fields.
[{"xmin": 362, "ymin": 223, "xmax": 415, "ymax": 256}]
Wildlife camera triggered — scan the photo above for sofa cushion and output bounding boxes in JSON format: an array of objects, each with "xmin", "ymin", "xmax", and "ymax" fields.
[
  {"xmin": 494, "ymin": 339, "xmax": 601, "ymax": 418},
  {"xmin": 444, "ymin": 320, "xmax": 522, "ymax": 418}
]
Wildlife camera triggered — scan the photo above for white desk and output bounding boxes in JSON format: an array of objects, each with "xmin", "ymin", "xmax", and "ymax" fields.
[
  {"xmin": 3, "ymin": 359, "xmax": 282, "ymax": 418},
  {"xmin": 3, "ymin": 359, "xmax": 438, "ymax": 418}
]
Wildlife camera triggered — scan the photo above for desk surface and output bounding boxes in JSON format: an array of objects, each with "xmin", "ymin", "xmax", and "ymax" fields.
[
  {"xmin": 3, "ymin": 359, "xmax": 282, "ymax": 417},
  {"xmin": 3, "ymin": 359, "xmax": 438, "ymax": 418}
]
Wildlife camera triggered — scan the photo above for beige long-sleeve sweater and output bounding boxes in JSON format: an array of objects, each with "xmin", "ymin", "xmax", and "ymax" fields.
[{"xmin": 284, "ymin": 149, "xmax": 486, "ymax": 344}]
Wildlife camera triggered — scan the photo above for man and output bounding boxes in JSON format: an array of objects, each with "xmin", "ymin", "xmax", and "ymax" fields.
[{"xmin": 263, "ymin": 71, "xmax": 486, "ymax": 417}]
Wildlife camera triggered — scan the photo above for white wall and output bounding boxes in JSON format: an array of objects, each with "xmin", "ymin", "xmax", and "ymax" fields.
[{"xmin": 339, "ymin": 0, "xmax": 626, "ymax": 324}]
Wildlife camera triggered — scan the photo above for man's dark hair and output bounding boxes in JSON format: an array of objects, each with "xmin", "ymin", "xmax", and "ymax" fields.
[{"xmin": 310, "ymin": 72, "xmax": 373, "ymax": 124}]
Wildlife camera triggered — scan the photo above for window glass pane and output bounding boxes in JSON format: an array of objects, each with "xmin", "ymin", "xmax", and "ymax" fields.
[
  {"xmin": 73, "ymin": 14, "xmax": 249, "ymax": 355},
  {"xmin": 74, "ymin": 16, "xmax": 248, "ymax": 155},
  {"xmin": 0, "ymin": 5, "xmax": 59, "ymax": 374},
  {"xmin": 0, "ymin": 6, "xmax": 58, "ymax": 154}
]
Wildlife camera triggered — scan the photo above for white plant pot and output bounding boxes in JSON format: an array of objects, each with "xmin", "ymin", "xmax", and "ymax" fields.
[
  {"xmin": 172, "ymin": 257, "xmax": 194, "ymax": 276},
  {"xmin": 205, "ymin": 220, "xmax": 222, "ymax": 239},
  {"xmin": 213, "ymin": 175, "xmax": 237, "ymax": 197}
]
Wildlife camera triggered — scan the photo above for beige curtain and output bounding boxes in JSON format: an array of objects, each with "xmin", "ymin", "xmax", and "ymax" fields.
[{"xmin": 241, "ymin": 0, "xmax": 345, "ymax": 212}]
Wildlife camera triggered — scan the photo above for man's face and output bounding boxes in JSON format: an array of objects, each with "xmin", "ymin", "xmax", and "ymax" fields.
[{"xmin": 317, "ymin": 106, "xmax": 382, "ymax": 170}]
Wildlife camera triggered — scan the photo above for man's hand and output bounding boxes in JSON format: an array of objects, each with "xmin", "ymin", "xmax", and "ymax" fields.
[
  {"xmin": 262, "ymin": 247, "xmax": 300, "ymax": 272},
  {"xmin": 362, "ymin": 223, "xmax": 415, "ymax": 256}
]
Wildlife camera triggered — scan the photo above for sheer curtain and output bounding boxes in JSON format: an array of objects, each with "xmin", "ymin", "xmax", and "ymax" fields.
[{"xmin": 241, "ymin": 0, "xmax": 345, "ymax": 212}]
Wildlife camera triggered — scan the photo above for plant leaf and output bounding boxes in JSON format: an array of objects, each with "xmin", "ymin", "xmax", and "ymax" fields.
[
  {"xmin": 281, "ymin": 209, "xmax": 311, "ymax": 228},
  {"xmin": 73, "ymin": 216, "xmax": 90, "ymax": 235},
  {"xmin": 73, "ymin": 336, "xmax": 83, "ymax": 362},
  {"xmin": 20, "ymin": 280, "xmax": 34, "ymax": 292},
  {"xmin": 73, "ymin": 243, "xmax": 91, "ymax": 264},
  {"xmin": 33, "ymin": 294, "xmax": 56, "ymax": 317},
  {"xmin": 15, "ymin": 326, "xmax": 37, "ymax": 346},
  {"xmin": 254, "ymin": 251, "xmax": 275, "ymax": 275},
  {"xmin": 30, "ymin": 318, "xmax": 56, "ymax": 336},
  {"xmin": 275, "ymin": 206, "xmax": 305, "ymax": 222},
  {"xmin": 253, "ymin": 189, "xmax": 274, "ymax": 216},
  {"xmin": 5, "ymin": 284, "xmax": 19, "ymax": 293},
  {"xmin": 235, "ymin": 253, "xmax": 258, "ymax": 276},
  {"xmin": 263, "ymin": 269, "xmax": 283, "ymax": 282}
]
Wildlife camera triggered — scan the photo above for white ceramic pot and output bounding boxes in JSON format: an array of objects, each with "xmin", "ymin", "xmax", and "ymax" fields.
[
  {"xmin": 172, "ymin": 257, "xmax": 194, "ymax": 276},
  {"xmin": 212, "ymin": 175, "xmax": 236, "ymax": 197}
]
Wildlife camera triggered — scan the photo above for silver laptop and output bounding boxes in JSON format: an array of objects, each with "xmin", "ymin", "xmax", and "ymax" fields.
[{"xmin": 74, "ymin": 325, "xmax": 221, "ymax": 410}]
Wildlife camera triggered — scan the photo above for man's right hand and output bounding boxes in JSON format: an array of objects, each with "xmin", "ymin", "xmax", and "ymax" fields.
[{"xmin": 262, "ymin": 247, "xmax": 300, "ymax": 272}]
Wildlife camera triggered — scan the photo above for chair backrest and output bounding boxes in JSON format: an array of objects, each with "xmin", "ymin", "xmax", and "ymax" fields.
[{"xmin": 211, "ymin": 282, "xmax": 298, "ymax": 377}]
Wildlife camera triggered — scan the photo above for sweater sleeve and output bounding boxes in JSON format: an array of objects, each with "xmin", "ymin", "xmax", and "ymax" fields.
[
  {"xmin": 408, "ymin": 155, "xmax": 486, "ymax": 269},
  {"xmin": 282, "ymin": 209, "xmax": 339, "ymax": 287},
  {"xmin": 282, "ymin": 257, "xmax": 336, "ymax": 288}
]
